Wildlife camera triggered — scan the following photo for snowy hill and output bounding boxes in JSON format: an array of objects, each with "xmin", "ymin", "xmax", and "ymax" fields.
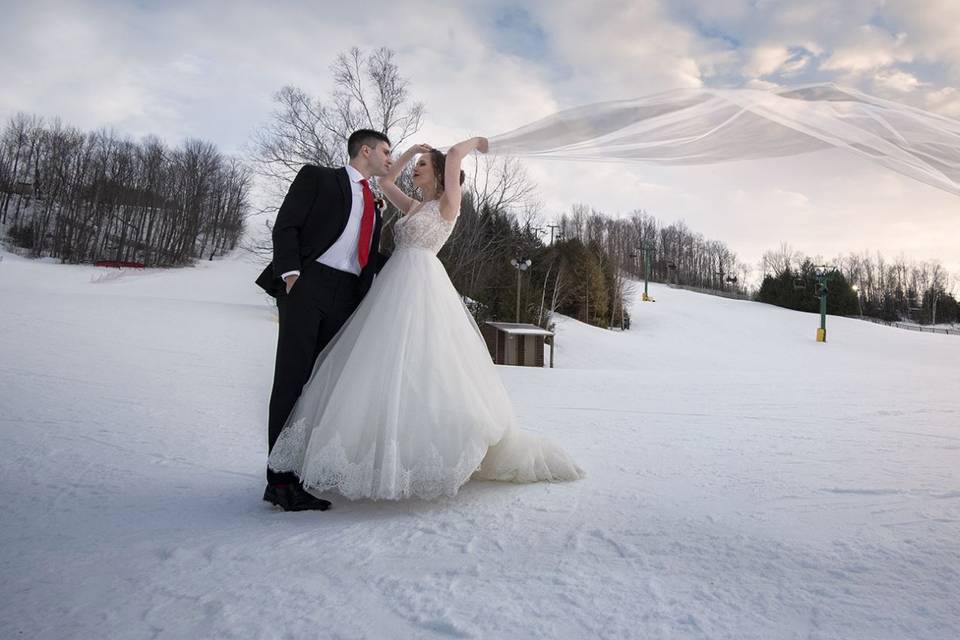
[{"xmin": 1, "ymin": 250, "xmax": 958, "ymax": 639}]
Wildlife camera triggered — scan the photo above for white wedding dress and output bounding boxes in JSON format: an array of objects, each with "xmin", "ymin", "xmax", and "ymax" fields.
[{"xmin": 268, "ymin": 199, "xmax": 583, "ymax": 500}]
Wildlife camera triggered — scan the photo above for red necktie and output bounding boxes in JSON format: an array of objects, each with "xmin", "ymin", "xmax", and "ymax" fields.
[{"xmin": 358, "ymin": 178, "xmax": 375, "ymax": 268}]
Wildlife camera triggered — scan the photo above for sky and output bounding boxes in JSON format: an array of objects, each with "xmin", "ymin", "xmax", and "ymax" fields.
[{"xmin": 2, "ymin": 0, "xmax": 959, "ymax": 282}]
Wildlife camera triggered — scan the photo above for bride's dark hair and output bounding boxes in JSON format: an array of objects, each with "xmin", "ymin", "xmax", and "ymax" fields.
[{"xmin": 428, "ymin": 149, "xmax": 466, "ymax": 194}]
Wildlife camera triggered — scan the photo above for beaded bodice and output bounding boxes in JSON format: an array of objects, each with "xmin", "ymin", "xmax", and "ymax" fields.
[{"xmin": 393, "ymin": 199, "xmax": 456, "ymax": 255}]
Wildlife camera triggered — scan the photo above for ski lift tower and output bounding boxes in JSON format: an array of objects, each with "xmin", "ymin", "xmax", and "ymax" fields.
[
  {"xmin": 814, "ymin": 265, "xmax": 839, "ymax": 342},
  {"xmin": 630, "ymin": 242, "xmax": 656, "ymax": 302}
]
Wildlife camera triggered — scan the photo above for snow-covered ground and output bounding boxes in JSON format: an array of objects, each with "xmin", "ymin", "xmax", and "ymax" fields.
[{"xmin": 1, "ymin": 249, "xmax": 958, "ymax": 639}]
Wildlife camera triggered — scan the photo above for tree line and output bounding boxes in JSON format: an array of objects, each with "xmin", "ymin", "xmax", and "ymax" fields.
[
  {"xmin": 0, "ymin": 113, "xmax": 250, "ymax": 266},
  {"xmin": 757, "ymin": 243, "xmax": 959, "ymax": 325},
  {"xmin": 433, "ymin": 202, "xmax": 750, "ymax": 329}
]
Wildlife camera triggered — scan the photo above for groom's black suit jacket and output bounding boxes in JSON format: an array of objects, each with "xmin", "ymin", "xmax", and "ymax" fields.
[{"xmin": 255, "ymin": 165, "xmax": 388, "ymax": 298}]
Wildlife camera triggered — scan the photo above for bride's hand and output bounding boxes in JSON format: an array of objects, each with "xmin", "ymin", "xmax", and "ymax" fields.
[
  {"xmin": 476, "ymin": 137, "xmax": 489, "ymax": 154},
  {"xmin": 412, "ymin": 143, "xmax": 432, "ymax": 154}
]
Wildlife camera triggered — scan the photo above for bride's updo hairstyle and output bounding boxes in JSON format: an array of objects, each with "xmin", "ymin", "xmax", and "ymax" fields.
[{"xmin": 428, "ymin": 149, "xmax": 466, "ymax": 194}]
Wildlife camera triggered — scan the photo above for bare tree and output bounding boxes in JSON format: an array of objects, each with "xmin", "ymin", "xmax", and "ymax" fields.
[
  {"xmin": 251, "ymin": 47, "xmax": 424, "ymax": 202},
  {"xmin": 469, "ymin": 155, "xmax": 537, "ymax": 215},
  {"xmin": 760, "ymin": 241, "xmax": 799, "ymax": 277},
  {"xmin": 0, "ymin": 113, "xmax": 249, "ymax": 266}
]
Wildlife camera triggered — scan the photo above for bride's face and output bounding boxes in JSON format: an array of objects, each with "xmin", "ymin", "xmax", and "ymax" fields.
[{"xmin": 411, "ymin": 155, "xmax": 435, "ymax": 191}]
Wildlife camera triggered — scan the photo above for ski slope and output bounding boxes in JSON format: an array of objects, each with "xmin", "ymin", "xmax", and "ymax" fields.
[{"xmin": 1, "ymin": 249, "xmax": 957, "ymax": 639}]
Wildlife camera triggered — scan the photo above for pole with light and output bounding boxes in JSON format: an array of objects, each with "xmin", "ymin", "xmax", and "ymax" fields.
[
  {"xmin": 852, "ymin": 284, "xmax": 863, "ymax": 318},
  {"xmin": 511, "ymin": 257, "xmax": 532, "ymax": 322}
]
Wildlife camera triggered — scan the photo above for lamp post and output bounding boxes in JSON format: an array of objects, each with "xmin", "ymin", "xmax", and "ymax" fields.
[
  {"xmin": 511, "ymin": 257, "xmax": 532, "ymax": 322},
  {"xmin": 852, "ymin": 284, "xmax": 863, "ymax": 318}
]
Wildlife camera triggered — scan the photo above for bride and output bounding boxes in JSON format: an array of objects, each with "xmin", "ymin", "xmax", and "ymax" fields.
[{"xmin": 267, "ymin": 136, "xmax": 583, "ymax": 501}]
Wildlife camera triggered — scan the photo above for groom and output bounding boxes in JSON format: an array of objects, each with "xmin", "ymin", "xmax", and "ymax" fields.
[{"xmin": 255, "ymin": 129, "xmax": 393, "ymax": 511}]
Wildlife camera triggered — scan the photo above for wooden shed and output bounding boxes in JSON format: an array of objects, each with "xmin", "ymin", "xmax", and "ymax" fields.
[{"xmin": 481, "ymin": 322, "xmax": 555, "ymax": 368}]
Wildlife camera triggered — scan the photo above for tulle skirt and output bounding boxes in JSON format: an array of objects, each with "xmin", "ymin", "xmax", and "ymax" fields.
[{"xmin": 268, "ymin": 247, "xmax": 583, "ymax": 500}]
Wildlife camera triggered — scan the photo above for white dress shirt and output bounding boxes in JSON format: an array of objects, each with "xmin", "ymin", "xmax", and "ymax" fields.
[{"xmin": 280, "ymin": 164, "xmax": 372, "ymax": 281}]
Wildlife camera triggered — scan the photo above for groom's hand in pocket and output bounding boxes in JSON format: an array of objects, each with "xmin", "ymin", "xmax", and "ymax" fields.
[{"xmin": 284, "ymin": 275, "xmax": 299, "ymax": 294}]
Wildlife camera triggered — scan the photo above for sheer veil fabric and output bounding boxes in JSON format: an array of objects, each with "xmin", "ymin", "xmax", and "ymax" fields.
[{"xmin": 487, "ymin": 84, "xmax": 960, "ymax": 198}]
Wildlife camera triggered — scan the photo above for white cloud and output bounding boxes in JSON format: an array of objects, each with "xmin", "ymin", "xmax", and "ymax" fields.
[
  {"xmin": 874, "ymin": 69, "xmax": 924, "ymax": 92},
  {"xmin": 746, "ymin": 78, "xmax": 781, "ymax": 90},
  {"xmin": 820, "ymin": 26, "xmax": 912, "ymax": 73},
  {"xmin": 924, "ymin": 86, "xmax": 960, "ymax": 117},
  {"xmin": 882, "ymin": 0, "xmax": 960, "ymax": 80},
  {"xmin": 743, "ymin": 46, "xmax": 792, "ymax": 78},
  {"xmin": 772, "ymin": 188, "xmax": 810, "ymax": 208},
  {"xmin": 530, "ymin": 0, "xmax": 721, "ymax": 98}
]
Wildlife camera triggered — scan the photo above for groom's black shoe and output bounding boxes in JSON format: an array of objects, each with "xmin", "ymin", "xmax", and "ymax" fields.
[{"xmin": 263, "ymin": 483, "xmax": 331, "ymax": 512}]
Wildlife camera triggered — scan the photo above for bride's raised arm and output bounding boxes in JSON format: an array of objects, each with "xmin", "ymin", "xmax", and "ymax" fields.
[
  {"xmin": 439, "ymin": 136, "xmax": 488, "ymax": 221},
  {"xmin": 380, "ymin": 143, "xmax": 430, "ymax": 214}
]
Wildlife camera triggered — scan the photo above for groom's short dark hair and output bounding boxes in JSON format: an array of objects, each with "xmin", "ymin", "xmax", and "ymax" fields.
[{"xmin": 348, "ymin": 129, "xmax": 391, "ymax": 158}]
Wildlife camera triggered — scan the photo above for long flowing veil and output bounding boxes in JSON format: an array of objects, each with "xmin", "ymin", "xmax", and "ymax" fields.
[{"xmin": 487, "ymin": 84, "xmax": 960, "ymax": 197}]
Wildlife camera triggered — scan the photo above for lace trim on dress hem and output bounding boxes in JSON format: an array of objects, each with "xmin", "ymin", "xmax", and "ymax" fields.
[{"xmin": 268, "ymin": 418, "xmax": 489, "ymax": 501}]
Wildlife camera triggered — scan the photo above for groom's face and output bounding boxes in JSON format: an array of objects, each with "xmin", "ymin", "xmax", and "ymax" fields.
[{"xmin": 365, "ymin": 141, "xmax": 393, "ymax": 177}]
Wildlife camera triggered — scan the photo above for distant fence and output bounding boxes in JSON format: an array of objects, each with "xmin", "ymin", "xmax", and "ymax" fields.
[
  {"xmin": 855, "ymin": 316, "xmax": 960, "ymax": 336},
  {"xmin": 667, "ymin": 283, "xmax": 753, "ymax": 301}
]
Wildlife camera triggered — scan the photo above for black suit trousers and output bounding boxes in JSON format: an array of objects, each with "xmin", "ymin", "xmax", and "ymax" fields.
[{"xmin": 267, "ymin": 263, "xmax": 362, "ymax": 484}]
